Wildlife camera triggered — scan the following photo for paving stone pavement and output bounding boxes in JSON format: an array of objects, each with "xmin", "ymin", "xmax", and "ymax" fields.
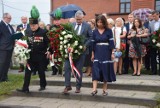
[
  {"xmin": 0, "ymin": 97, "xmax": 149, "ymax": 108},
  {"xmin": 2, "ymin": 69, "xmax": 159, "ymax": 108}
]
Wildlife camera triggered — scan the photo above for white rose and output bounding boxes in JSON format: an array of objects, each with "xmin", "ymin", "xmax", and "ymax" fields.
[
  {"xmin": 152, "ymin": 39, "xmax": 156, "ymax": 43},
  {"xmin": 60, "ymin": 45, "xmax": 63, "ymax": 48},
  {"xmin": 79, "ymin": 45, "xmax": 83, "ymax": 49},
  {"xmin": 63, "ymin": 40, "xmax": 68, "ymax": 44},
  {"xmin": 74, "ymin": 41, "xmax": 78, "ymax": 45},
  {"xmin": 60, "ymin": 47, "xmax": 63, "ymax": 50},
  {"xmin": 58, "ymin": 58, "xmax": 62, "ymax": 61},
  {"xmin": 67, "ymin": 44, "xmax": 71, "ymax": 47},
  {"xmin": 64, "ymin": 45, "xmax": 67, "ymax": 48},
  {"xmin": 156, "ymin": 43, "xmax": 160, "ymax": 47},
  {"xmin": 59, "ymin": 37, "xmax": 63, "ymax": 40},
  {"xmin": 64, "ymin": 35, "xmax": 68, "ymax": 39},
  {"xmin": 65, "ymin": 49, "xmax": 68, "ymax": 53},
  {"xmin": 68, "ymin": 34, "xmax": 73, "ymax": 38},
  {"xmin": 60, "ymin": 41, "xmax": 63, "ymax": 44},
  {"xmin": 74, "ymin": 50, "xmax": 78, "ymax": 53},
  {"xmin": 65, "ymin": 54, "xmax": 68, "ymax": 58},
  {"xmin": 61, "ymin": 31, "xmax": 66, "ymax": 35}
]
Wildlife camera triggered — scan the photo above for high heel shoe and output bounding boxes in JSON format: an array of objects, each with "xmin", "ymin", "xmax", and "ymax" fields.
[
  {"xmin": 102, "ymin": 90, "xmax": 108, "ymax": 96},
  {"xmin": 132, "ymin": 73, "xmax": 137, "ymax": 76},
  {"xmin": 136, "ymin": 73, "xmax": 141, "ymax": 76},
  {"xmin": 91, "ymin": 90, "xmax": 98, "ymax": 96}
]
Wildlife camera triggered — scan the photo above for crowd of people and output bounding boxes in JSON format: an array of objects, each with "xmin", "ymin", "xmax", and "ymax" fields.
[{"xmin": 0, "ymin": 9, "xmax": 160, "ymax": 96}]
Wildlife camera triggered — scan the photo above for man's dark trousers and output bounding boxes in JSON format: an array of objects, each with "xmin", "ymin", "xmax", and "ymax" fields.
[
  {"xmin": 0, "ymin": 50, "xmax": 13, "ymax": 82},
  {"xmin": 22, "ymin": 61, "xmax": 47, "ymax": 90}
]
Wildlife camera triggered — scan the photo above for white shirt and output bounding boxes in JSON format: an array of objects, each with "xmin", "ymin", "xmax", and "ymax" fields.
[
  {"xmin": 112, "ymin": 27, "xmax": 120, "ymax": 49},
  {"xmin": 74, "ymin": 23, "xmax": 82, "ymax": 35},
  {"xmin": 23, "ymin": 24, "xmax": 27, "ymax": 29},
  {"xmin": 154, "ymin": 19, "xmax": 160, "ymax": 31},
  {"xmin": 112, "ymin": 26, "xmax": 127, "ymax": 49},
  {"xmin": 129, "ymin": 22, "xmax": 133, "ymax": 30}
]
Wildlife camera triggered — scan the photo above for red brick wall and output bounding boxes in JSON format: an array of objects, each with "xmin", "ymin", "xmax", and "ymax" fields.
[
  {"xmin": 50, "ymin": 0, "xmax": 155, "ymax": 23},
  {"xmin": 131, "ymin": 0, "xmax": 155, "ymax": 10}
]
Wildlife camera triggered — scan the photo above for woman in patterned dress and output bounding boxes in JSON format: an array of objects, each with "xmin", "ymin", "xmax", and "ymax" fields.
[
  {"xmin": 91, "ymin": 15, "xmax": 116, "ymax": 96},
  {"xmin": 127, "ymin": 18, "xmax": 148, "ymax": 76}
]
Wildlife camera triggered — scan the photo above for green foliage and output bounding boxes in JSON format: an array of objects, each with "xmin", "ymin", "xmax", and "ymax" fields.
[
  {"xmin": 61, "ymin": 23, "xmax": 74, "ymax": 32},
  {"xmin": 21, "ymin": 36, "xmax": 28, "ymax": 41},
  {"xmin": 30, "ymin": 5, "xmax": 40, "ymax": 19}
]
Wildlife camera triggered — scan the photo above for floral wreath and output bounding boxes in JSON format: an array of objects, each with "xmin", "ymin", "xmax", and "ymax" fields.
[{"xmin": 47, "ymin": 23, "xmax": 84, "ymax": 65}]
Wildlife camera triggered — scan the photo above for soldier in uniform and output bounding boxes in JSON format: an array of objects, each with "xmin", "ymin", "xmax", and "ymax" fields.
[{"xmin": 17, "ymin": 15, "xmax": 49, "ymax": 93}]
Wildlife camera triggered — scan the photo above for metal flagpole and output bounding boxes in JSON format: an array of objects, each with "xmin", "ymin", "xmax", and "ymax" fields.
[{"xmin": 1, "ymin": 0, "xmax": 4, "ymax": 16}]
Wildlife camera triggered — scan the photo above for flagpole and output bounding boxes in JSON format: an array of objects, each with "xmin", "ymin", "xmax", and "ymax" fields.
[{"xmin": 1, "ymin": 0, "xmax": 4, "ymax": 17}]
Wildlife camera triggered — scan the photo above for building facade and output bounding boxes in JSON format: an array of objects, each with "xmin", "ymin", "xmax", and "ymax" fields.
[{"xmin": 50, "ymin": 0, "xmax": 160, "ymax": 23}]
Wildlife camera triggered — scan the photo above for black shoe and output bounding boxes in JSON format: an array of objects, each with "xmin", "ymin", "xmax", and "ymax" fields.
[
  {"xmin": 91, "ymin": 90, "xmax": 98, "ymax": 96},
  {"xmin": 123, "ymin": 72, "xmax": 128, "ymax": 74},
  {"xmin": 132, "ymin": 73, "xmax": 137, "ymax": 76},
  {"xmin": 39, "ymin": 87, "xmax": 45, "ymax": 91},
  {"xmin": 16, "ymin": 89, "xmax": 29, "ymax": 93},
  {"xmin": 102, "ymin": 90, "xmax": 108, "ymax": 96}
]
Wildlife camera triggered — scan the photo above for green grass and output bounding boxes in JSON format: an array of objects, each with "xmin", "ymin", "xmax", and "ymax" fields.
[{"xmin": 0, "ymin": 74, "xmax": 38, "ymax": 100}]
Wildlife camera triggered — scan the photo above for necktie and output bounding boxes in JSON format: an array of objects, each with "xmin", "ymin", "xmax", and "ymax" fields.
[
  {"xmin": 7, "ymin": 25, "xmax": 12, "ymax": 34},
  {"xmin": 23, "ymin": 24, "xmax": 27, "ymax": 29},
  {"xmin": 75, "ymin": 24, "xmax": 80, "ymax": 35}
]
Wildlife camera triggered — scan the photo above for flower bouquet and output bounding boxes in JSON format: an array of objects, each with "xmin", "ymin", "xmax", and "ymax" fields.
[
  {"xmin": 47, "ymin": 23, "xmax": 84, "ymax": 77},
  {"xmin": 14, "ymin": 35, "xmax": 31, "ymax": 70},
  {"xmin": 151, "ymin": 29, "xmax": 160, "ymax": 49}
]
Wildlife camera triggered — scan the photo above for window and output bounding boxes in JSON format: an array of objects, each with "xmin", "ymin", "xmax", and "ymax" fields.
[
  {"xmin": 156, "ymin": 0, "xmax": 160, "ymax": 11},
  {"xmin": 120, "ymin": 0, "xmax": 131, "ymax": 13}
]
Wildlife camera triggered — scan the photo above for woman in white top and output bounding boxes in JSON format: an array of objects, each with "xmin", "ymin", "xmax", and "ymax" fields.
[
  {"xmin": 107, "ymin": 18, "xmax": 120, "ymax": 74},
  {"xmin": 114, "ymin": 17, "xmax": 127, "ymax": 75}
]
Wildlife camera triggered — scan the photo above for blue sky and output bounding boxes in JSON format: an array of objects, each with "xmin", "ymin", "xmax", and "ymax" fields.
[{"xmin": 0, "ymin": 0, "xmax": 50, "ymax": 25}]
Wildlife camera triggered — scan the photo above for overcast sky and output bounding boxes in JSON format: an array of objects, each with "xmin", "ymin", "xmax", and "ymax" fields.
[{"xmin": 0, "ymin": 0, "xmax": 50, "ymax": 25}]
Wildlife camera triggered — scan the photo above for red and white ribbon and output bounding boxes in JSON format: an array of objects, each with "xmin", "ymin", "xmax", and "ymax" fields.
[
  {"xmin": 68, "ymin": 48, "xmax": 81, "ymax": 81},
  {"xmin": 16, "ymin": 41, "xmax": 28, "ymax": 48},
  {"xmin": 26, "ymin": 63, "xmax": 31, "ymax": 71}
]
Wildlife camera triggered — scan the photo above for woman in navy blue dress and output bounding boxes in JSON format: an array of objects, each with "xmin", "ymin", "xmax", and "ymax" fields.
[{"xmin": 91, "ymin": 15, "xmax": 116, "ymax": 96}]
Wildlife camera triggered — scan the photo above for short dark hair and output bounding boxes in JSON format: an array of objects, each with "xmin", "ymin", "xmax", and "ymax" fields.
[
  {"xmin": 95, "ymin": 15, "xmax": 108, "ymax": 29},
  {"xmin": 152, "ymin": 10, "xmax": 159, "ymax": 15}
]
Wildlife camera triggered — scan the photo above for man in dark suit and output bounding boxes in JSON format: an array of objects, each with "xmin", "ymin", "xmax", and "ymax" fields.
[
  {"xmin": 63, "ymin": 10, "xmax": 93, "ymax": 93},
  {"xmin": 149, "ymin": 11, "xmax": 160, "ymax": 75},
  {"xmin": 16, "ymin": 16, "xmax": 30, "ymax": 31},
  {"xmin": 16, "ymin": 15, "xmax": 49, "ymax": 93},
  {"xmin": 143, "ymin": 14, "xmax": 153, "ymax": 71},
  {"xmin": 16, "ymin": 16, "xmax": 30, "ymax": 72},
  {"xmin": 123, "ymin": 13, "xmax": 134, "ymax": 74},
  {"xmin": 0, "ymin": 13, "xmax": 15, "ymax": 82}
]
